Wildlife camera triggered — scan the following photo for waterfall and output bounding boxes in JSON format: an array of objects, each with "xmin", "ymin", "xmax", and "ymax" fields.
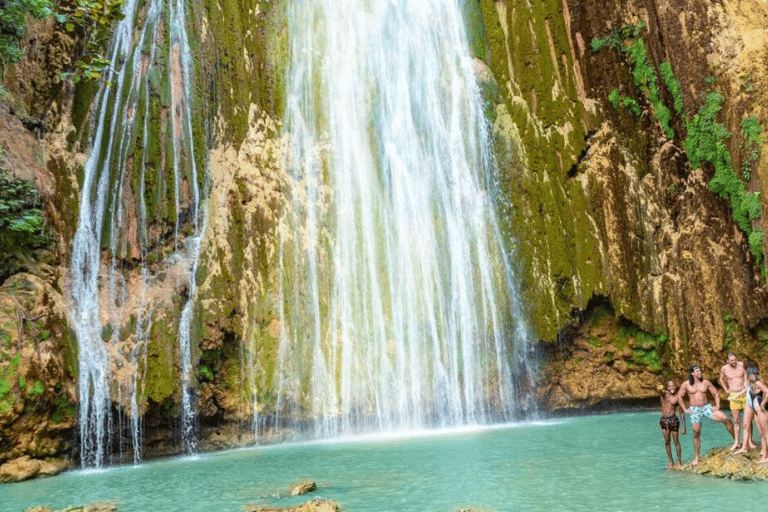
[
  {"xmin": 69, "ymin": 0, "xmax": 203, "ymax": 467},
  {"xmin": 277, "ymin": 0, "xmax": 530, "ymax": 438}
]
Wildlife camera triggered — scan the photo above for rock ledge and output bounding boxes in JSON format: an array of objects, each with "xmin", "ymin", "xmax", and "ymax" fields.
[{"xmin": 681, "ymin": 447, "xmax": 768, "ymax": 480}]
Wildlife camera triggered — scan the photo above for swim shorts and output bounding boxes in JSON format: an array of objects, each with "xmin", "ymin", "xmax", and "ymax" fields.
[
  {"xmin": 659, "ymin": 414, "xmax": 680, "ymax": 432},
  {"xmin": 688, "ymin": 404, "xmax": 714, "ymax": 425},
  {"xmin": 728, "ymin": 391, "xmax": 746, "ymax": 411}
]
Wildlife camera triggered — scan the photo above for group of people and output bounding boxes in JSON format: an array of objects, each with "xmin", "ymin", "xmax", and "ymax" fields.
[{"xmin": 657, "ymin": 352, "xmax": 768, "ymax": 468}]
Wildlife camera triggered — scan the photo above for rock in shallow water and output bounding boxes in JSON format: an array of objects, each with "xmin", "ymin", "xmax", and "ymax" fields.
[
  {"xmin": 681, "ymin": 446, "xmax": 768, "ymax": 480},
  {"xmin": 289, "ymin": 479, "xmax": 318, "ymax": 496},
  {"xmin": 24, "ymin": 503, "xmax": 116, "ymax": 512},
  {"xmin": 0, "ymin": 456, "xmax": 68, "ymax": 483},
  {"xmin": 246, "ymin": 498, "xmax": 341, "ymax": 512}
]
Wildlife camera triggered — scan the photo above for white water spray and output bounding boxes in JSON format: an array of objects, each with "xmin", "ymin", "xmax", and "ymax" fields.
[
  {"xmin": 69, "ymin": 0, "xmax": 203, "ymax": 466},
  {"xmin": 277, "ymin": 0, "xmax": 530, "ymax": 438}
]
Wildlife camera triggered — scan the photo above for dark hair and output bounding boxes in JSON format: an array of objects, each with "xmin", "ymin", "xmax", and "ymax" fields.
[
  {"xmin": 747, "ymin": 366, "xmax": 759, "ymax": 377},
  {"xmin": 689, "ymin": 365, "xmax": 700, "ymax": 385},
  {"xmin": 727, "ymin": 351, "xmax": 737, "ymax": 359}
]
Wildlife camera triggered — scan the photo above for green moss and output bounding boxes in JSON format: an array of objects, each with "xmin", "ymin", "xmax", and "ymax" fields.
[
  {"xmin": 51, "ymin": 395, "xmax": 77, "ymax": 423},
  {"xmin": 142, "ymin": 318, "xmax": 179, "ymax": 403},
  {"xmin": 659, "ymin": 61, "xmax": 683, "ymax": 113}
]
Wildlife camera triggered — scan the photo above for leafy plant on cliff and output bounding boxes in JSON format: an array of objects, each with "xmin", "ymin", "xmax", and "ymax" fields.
[
  {"xmin": 659, "ymin": 61, "xmax": 683, "ymax": 113},
  {"xmin": 592, "ymin": 23, "xmax": 674, "ymax": 139},
  {"xmin": 0, "ymin": 0, "xmax": 53, "ymax": 66},
  {"xmin": 56, "ymin": 0, "xmax": 124, "ymax": 83},
  {"xmin": 593, "ymin": 26, "xmax": 765, "ymax": 272},
  {"xmin": 741, "ymin": 116, "xmax": 762, "ymax": 181},
  {"xmin": 685, "ymin": 92, "xmax": 764, "ymax": 267},
  {"xmin": 618, "ymin": 323, "xmax": 665, "ymax": 372},
  {"xmin": 0, "ymin": 353, "xmax": 21, "ymax": 412},
  {"xmin": 0, "ymin": 168, "xmax": 53, "ymax": 282}
]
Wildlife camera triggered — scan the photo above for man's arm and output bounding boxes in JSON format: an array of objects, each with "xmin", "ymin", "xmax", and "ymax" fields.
[
  {"xmin": 677, "ymin": 403, "xmax": 687, "ymax": 433},
  {"xmin": 718, "ymin": 366, "xmax": 728, "ymax": 392},
  {"xmin": 677, "ymin": 383, "xmax": 689, "ymax": 412},
  {"xmin": 708, "ymin": 381, "xmax": 721, "ymax": 410}
]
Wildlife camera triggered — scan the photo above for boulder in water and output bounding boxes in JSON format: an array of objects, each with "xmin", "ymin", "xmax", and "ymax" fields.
[
  {"xmin": 24, "ymin": 503, "xmax": 117, "ymax": 512},
  {"xmin": 289, "ymin": 479, "xmax": 318, "ymax": 496},
  {"xmin": 0, "ymin": 456, "xmax": 68, "ymax": 483},
  {"xmin": 246, "ymin": 498, "xmax": 341, "ymax": 512}
]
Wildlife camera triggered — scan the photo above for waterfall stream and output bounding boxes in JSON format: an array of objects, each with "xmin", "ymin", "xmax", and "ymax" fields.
[
  {"xmin": 277, "ymin": 0, "xmax": 531, "ymax": 438},
  {"xmin": 69, "ymin": 0, "xmax": 203, "ymax": 467}
]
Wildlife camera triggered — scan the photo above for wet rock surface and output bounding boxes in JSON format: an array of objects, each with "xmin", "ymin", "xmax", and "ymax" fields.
[
  {"xmin": 245, "ymin": 498, "xmax": 342, "ymax": 512},
  {"xmin": 289, "ymin": 479, "xmax": 318, "ymax": 496},
  {"xmin": 681, "ymin": 446, "xmax": 768, "ymax": 480},
  {"xmin": 0, "ymin": 455, "xmax": 68, "ymax": 483},
  {"xmin": 24, "ymin": 503, "xmax": 117, "ymax": 512}
]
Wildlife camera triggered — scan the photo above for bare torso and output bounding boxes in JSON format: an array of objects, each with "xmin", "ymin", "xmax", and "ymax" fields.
[
  {"xmin": 660, "ymin": 391, "xmax": 681, "ymax": 416},
  {"xmin": 682, "ymin": 379, "xmax": 712, "ymax": 406},
  {"xmin": 721, "ymin": 362, "xmax": 746, "ymax": 393}
]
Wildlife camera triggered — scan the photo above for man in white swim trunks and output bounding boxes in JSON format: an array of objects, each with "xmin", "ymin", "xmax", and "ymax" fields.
[
  {"xmin": 678, "ymin": 364, "xmax": 735, "ymax": 466},
  {"xmin": 718, "ymin": 352, "xmax": 747, "ymax": 451}
]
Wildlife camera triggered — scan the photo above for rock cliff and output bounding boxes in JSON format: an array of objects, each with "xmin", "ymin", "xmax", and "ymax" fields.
[{"xmin": 0, "ymin": 0, "xmax": 766, "ymax": 471}]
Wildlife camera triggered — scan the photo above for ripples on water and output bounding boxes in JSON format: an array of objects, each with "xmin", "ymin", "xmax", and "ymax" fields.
[{"xmin": 2, "ymin": 413, "xmax": 767, "ymax": 511}]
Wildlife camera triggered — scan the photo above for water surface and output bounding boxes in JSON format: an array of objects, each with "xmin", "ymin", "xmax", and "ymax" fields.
[{"xmin": 2, "ymin": 413, "xmax": 763, "ymax": 511}]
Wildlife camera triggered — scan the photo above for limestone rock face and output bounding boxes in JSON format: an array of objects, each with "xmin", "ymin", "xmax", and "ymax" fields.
[
  {"xmin": 480, "ymin": 0, "xmax": 768, "ymax": 410},
  {"xmin": 2, "ymin": 0, "xmax": 768, "ymax": 467},
  {"xmin": 0, "ymin": 273, "xmax": 75, "ymax": 466}
]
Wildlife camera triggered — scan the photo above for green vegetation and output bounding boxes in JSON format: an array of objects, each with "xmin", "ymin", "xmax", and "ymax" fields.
[
  {"xmin": 56, "ymin": 0, "xmax": 125, "ymax": 83},
  {"xmin": 685, "ymin": 92, "xmax": 764, "ymax": 266},
  {"xmin": 741, "ymin": 116, "xmax": 762, "ymax": 181},
  {"xmin": 51, "ymin": 394, "xmax": 76, "ymax": 423},
  {"xmin": 608, "ymin": 88, "xmax": 620, "ymax": 110},
  {"xmin": 619, "ymin": 323, "xmax": 666, "ymax": 371},
  {"xmin": 592, "ymin": 24, "xmax": 765, "ymax": 272},
  {"xmin": 28, "ymin": 379, "xmax": 44, "ymax": 396},
  {"xmin": 0, "ymin": 167, "xmax": 53, "ymax": 282},
  {"xmin": 0, "ymin": 0, "xmax": 53, "ymax": 65},
  {"xmin": 198, "ymin": 364, "xmax": 213, "ymax": 382},
  {"xmin": 592, "ymin": 23, "xmax": 674, "ymax": 138},
  {"xmin": 659, "ymin": 61, "xmax": 683, "ymax": 113},
  {"xmin": 0, "ymin": 353, "xmax": 21, "ymax": 412}
]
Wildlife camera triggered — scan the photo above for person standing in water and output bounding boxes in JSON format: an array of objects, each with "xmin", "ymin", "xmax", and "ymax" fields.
[
  {"xmin": 658, "ymin": 380, "xmax": 686, "ymax": 469},
  {"xmin": 718, "ymin": 352, "xmax": 746, "ymax": 451},
  {"xmin": 677, "ymin": 365, "xmax": 735, "ymax": 466},
  {"xmin": 734, "ymin": 365, "xmax": 768, "ymax": 462}
]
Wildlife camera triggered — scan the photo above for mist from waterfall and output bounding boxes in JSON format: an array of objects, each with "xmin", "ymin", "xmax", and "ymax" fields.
[
  {"xmin": 277, "ymin": 0, "xmax": 531, "ymax": 438},
  {"xmin": 69, "ymin": 0, "xmax": 203, "ymax": 467}
]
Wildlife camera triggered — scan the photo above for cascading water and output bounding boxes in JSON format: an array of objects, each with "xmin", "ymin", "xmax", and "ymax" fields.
[
  {"xmin": 277, "ymin": 0, "xmax": 531, "ymax": 438},
  {"xmin": 69, "ymin": 0, "xmax": 203, "ymax": 467}
]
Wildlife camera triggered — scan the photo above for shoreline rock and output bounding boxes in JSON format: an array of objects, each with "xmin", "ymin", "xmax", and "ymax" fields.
[
  {"xmin": 245, "ymin": 498, "xmax": 341, "ymax": 512},
  {"xmin": 0, "ymin": 456, "xmax": 69, "ymax": 483},
  {"xmin": 681, "ymin": 446, "xmax": 768, "ymax": 480}
]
